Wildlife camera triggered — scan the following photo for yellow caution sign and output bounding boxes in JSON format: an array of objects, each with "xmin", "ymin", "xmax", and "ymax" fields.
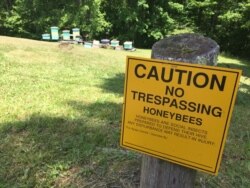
[{"xmin": 121, "ymin": 56, "xmax": 242, "ymax": 175}]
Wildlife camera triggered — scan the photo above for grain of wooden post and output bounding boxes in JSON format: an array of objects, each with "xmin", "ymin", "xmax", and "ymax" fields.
[{"xmin": 139, "ymin": 33, "xmax": 219, "ymax": 188}]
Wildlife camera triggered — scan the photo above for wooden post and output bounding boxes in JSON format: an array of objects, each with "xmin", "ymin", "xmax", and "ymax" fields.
[{"xmin": 139, "ymin": 33, "xmax": 220, "ymax": 188}]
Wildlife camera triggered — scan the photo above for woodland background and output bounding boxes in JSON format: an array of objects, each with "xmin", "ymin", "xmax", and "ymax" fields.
[{"xmin": 0, "ymin": 0, "xmax": 249, "ymax": 57}]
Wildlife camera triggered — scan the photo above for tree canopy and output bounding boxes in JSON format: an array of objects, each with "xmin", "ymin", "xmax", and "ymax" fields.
[{"xmin": 0, "ymin": 0, "xmax": 249, "ymax": 57}]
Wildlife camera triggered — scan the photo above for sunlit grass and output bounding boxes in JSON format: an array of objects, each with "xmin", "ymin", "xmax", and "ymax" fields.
[
  {"xmin": 0, "ymin": 36, "xmax": 149, "ymax": 187},
  {"xmin": 0, "ymin": 36, "xmax": 249, "ymax": 187}
]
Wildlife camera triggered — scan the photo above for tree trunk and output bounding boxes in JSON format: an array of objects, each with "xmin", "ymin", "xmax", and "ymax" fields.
[{"xmin": 139, "ymin": 33, "xmax": 219, "ymax": 188}]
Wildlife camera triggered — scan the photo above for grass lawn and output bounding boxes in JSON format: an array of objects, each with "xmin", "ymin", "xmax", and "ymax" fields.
[{"xmin": 0, "ymin": 36, "xmax": 249, "ymax": 187}]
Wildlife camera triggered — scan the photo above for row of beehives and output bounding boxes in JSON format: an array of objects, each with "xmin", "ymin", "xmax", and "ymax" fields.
[
  {"xmin": 42, "ymin": 26, "xmax": 134, "ymax": 50},
  {"xmin": 42, "ymin": 27, "xmax": 79, "ymax": 41},
  {"xmin": 83, "ymin": 39, "xmax": 134, "ymax": 51}
]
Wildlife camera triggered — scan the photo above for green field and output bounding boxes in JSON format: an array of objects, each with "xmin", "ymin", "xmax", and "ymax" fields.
[{"xmin": 0, "ymin": 36, "xmax": 249, "ymax": 187}]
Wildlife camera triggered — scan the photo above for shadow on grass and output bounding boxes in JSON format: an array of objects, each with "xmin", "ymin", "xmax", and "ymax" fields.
[
  {"xmin": 218, "ymin": 63, "xmax": 250, "ymax": 78},
  {"xmin": 215, "ymin": 55, "xmax": 250, "ymax": 106},
  {"xmin": 218, "ymin": 61, "xmax": 250, "ymax": 105},
  {"xmin": 218, "ymin": 56, "xmax": 250, "ymax": 78},
  {"xmin": 236, "ymin": 83, "xmax": 250, "ymax": 106},
  {"xmin": 100, "ymin": 73, "xmax": 125, "ymax": 95},
  {"xmin": 67, "ymin": 100, "xmax": 122, "ymax": 123},
  {"xmin": 0, "ymin": 101, "xmax": 134, "ymax": 187}
]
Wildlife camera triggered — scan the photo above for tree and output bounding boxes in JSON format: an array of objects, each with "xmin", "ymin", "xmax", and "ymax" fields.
[
  {"xmin": 187, "ymin": 0, "xmax": 250, "ymax": 57},
  {"xmin": 2, "ymin": 0, "xmax": 110, "ymax": 39},
  {"xmin": 102, "ymin": 0, "xmax": 177, "ymax": 47},
  {"xmin": 0, "ymin": 0, "xmax": 249, "ymax": 57}
]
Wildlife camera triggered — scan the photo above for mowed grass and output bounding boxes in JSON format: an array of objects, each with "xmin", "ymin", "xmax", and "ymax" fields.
[{"xmin": 0, "ymin": 36, "xmax": 249, "ymax": 187}]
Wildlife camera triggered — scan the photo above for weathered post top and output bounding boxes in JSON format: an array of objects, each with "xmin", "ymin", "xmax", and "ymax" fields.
[{"xmin": 151, "ymin": 33, "xmax": 220, "ymax": 66}]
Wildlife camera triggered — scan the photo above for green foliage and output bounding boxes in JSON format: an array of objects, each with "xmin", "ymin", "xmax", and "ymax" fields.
[
  {"xmin": 0, "ymin": 0, "xmax": 249, "ymax": 57},
  {"xmin": 102, "ymin": 0, "xmax": 177, "ymax": 47},
  {"xmin": 1, "ymin": 0, "xmax": 110, "ymax": 39},
  {"xmin": 187, "ymin": 0, "xmax": 250, "ymax": 57},
  {"xmin": 216, "ymin": 1, "xmax": 250, "ymax": 57},
  {"xmin": 57, "ymin": 0, "xmax": 111, "ymax": 38}
]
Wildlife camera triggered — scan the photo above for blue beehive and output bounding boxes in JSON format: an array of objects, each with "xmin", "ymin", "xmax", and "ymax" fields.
[
  {"xmin": 72, "ymin": 28, "xmax": 80, "ymax": 40},
  {"xmin": 124, "ymin": 41, "xmax": 133, "ymax": 50},
  {"xmin": 111, "ymin": 40, "xmax": 119, "ymax": 47},
  {"xmin": 42, "ymin": 33, "xmax": 50, "ymax": 40},
  {"xmin": 50, "ymin": 26, "xmax": 59, "ymax": 40},
  {"xmin": 62, "ymin": 30, "xmax": 71, "ymax": 40},
  {"xmin": 84, "ymin": 42, "xmax": 92, "ymax": 48}
]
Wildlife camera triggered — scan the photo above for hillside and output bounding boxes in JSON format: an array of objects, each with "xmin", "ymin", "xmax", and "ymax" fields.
[{"xmin": 0, "ymin": 36, "xmax": 249, "ymax": 187}]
